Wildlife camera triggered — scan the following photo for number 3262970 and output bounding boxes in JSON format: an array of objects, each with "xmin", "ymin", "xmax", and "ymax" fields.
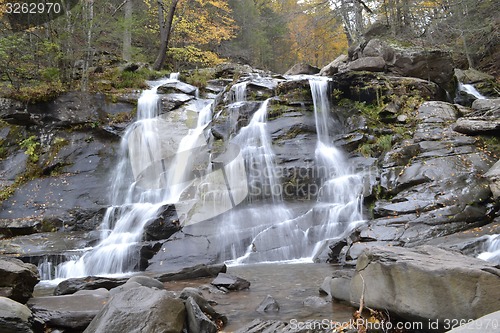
[{"xmin": 4, "ymin": 2, "xmax": 62, "ymax": 14}]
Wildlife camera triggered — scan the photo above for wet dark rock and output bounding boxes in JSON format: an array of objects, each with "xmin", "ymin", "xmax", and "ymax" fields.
[
  {"xmin": 0, "ymin": 130, "xmax": 118, "ymax": 231},
  {"xmin": 143, "ymin": 204, "xmax": 180, "ymax": 241},
  {"xmin": 424, "ymin": 220, "xmax": 500, "ymax": 256},
  {"xmin": 211, "ymin": 273, "xmax": 250, "ymax": 291},
  {"xmin": 0, "ymin": 296, "xmax": 41, "ymax": 333},
  {"xmin": 28, "ymin": 288, "xmax": 109, "ymax": 331},
  {"xmin": 184, "ymin": 296, "xmax": 218, "ymax": 333},
  {"xmin": 147, "ymin": 232, "xmax": 221, "ymax": 274},
  {"xmin": 339, "ymin": 246, "xmax": 500, "ymax": 325},
  {"xmin": 256, "ymin": 295, "xmax": 280, "ymax": 313},
  {"xmin": 83, "ymin": 286, "xmax": 185, "ymax": 333},
  {"xmin": 284, "ymin": 63, "xmax": 320, "ymax": 75},
  {"xmin": 276, "ymin": 79, "xmax": 313, "ymax": 104},
  {"xmin": 0, "ymin": 257, "xmax": 39, "ymax": 304},
  {"xmin": 54, "ymin": 276, "xmax": 128, "ymax": 296},
  {"xmin": 211, "ymin": 101, "xmax": 262, "ymax": 140}
]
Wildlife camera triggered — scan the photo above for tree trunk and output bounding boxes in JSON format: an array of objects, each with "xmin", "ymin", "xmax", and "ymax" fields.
[
  {"xmin": 122, "ymin": 0, "xmax": 133, "ymax": 62},
  {"xmin": 82, "ymin": 0, "xmax": 94, "ymax": 91},
  {"xmin": 153, "ymin": 0, "xmax": 179, "ymax": 71}
]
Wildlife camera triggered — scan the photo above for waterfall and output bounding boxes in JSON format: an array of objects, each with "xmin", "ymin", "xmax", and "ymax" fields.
[
  {"xmin": 478, "ymin": 234, "xmax": 500, "ymax": 264},
  {"xmin": 56, "ymin": 75, "xmax": 209, "ymax": 278},
  {"xmin": 232, "ymin": 99, "xmax": 284, "ymax": 203},
  {"xmin": 228, "ymin": 78, "xmax": 364, "ymax": 264},
  {"xmin": 458, "ymin": 82, "xmax": 486, "ymax": 100},
  {"xmin": 231, "ymin": 82, "xmax": 248, "ymax": 102},
  {"xmin": 308, "ymin": 78, "xmax": 364, "ymax": 256}
]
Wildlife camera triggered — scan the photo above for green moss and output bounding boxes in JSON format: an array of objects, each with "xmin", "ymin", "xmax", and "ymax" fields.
[
  {"xmin": 19, "ymin": 136, "xmax": 40, "ymax": 162},
  {"xmin": 184, "ymin": 69, "xmax": 214, "ymax": 89},
  {"xmin": 357, "ymin": 134, "xmax": 393, "ymax": 157},
  {"xmin": 8, "ymin": 81, "xmax": 65, "ymax": 104},
  {"xmin": 267, "ymin": 102, "xmax": 290, "ymax": 120}
]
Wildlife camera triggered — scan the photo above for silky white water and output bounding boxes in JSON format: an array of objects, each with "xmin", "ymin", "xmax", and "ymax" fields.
[
  {"xmin": 458, "ymin": 82, "xmax": 486, "ymax": 100},
  {"xmin": 478, "ymin": 234, "xmax": 500, "ymax": 264},
  {"xmin": 55, "ymin": 74, "xmax": 211, "ymax": 278},
  {"xmin": 308, "ymin": 78, "xmax": 364, "ymax": 257},
  {"xmin": 226, "ymin": 78, "xmax": 364, "ymax": 264}
]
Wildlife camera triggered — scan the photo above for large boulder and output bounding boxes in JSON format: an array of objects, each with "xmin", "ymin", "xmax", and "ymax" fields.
[
  {"xmin": 338, "ymin": 246, "xmax": 500, "ymax": 327},
  {"xmin": 284, "ymin": 63, "xmax": 320, "ymax": 76},
  {"xmin": 319, "ymin": 54, "xmax": 348, "ymax": 76},
  {"xmin": 0, "ymin": 297, "xmax": 41, "ymax": 333},
  {"xmin": 389, "ymin": 48, "xmax": 454, "ymax": 91},
  {"xmin": 83, "ymin": 286, "xmax": 185, "ymax": 333},
  {"xmin": 0, "ymin": 257, "xmax": 39, "ymax": 304},
  {"xmin": 348, "ymin": 56, "xmax": 386, "ymax": 72},
  {"xmin": 453, "ymin": 98, "xmax": 500, "ymax": 135},
  {"xmin": 346, "ymin": 39, "xmax": 454, "ymax": 91}
]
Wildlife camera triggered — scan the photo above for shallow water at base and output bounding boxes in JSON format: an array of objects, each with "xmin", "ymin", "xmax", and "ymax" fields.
[{"xmin": 164, "ymin": 263, "xmax": 356, "ymax": 332}]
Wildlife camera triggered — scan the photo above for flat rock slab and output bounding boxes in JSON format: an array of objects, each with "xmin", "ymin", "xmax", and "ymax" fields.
[
  {"xmin": 27, "ymin": 289, "xmax": 109, "ymax": 330},
  {"xmin": 347, "ymin": 245, "xmax": 500, "ymax": 326}
]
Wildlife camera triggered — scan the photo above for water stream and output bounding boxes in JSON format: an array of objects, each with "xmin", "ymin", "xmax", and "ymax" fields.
[
  {"xmin": 55, "ymin": 74, "xmax": 211, "ymax": 278},
  {"xmin": 458, "ymin": 82, "xmax": 486, "ymax": 100},
  {"xmin": 478, "ymin": 234, "xmax": 500, "ymax": 264}
]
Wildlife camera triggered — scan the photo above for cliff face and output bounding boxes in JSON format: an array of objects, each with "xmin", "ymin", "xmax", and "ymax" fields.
[{"xmin": 0, "ymin": 53, "xmax": 498, "ymax": 274}]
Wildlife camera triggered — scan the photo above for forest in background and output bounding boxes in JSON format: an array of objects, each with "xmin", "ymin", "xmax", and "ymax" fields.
[{"xmin": 0, "ymin": 0, "xmax": 498, "ymax": 102}]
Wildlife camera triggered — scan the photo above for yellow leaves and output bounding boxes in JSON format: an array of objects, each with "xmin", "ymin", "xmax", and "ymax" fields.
[
  {"xmin": 172, "ymin": 0, "xmax": 235, "ymax": 46},
  {"xmin": 287, "ymin": 7, "xmax": 348, "ymax": 67}
]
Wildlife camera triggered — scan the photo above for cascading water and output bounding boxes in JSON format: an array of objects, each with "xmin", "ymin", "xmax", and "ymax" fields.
[
  {"xmin": 458, "ymin": 82, "xmax": 486, "ymax": 100},
  {"xmin": 227, "ymin": 77, "xmax": 364, "ymax": 264},
  {"xmin": 55, "ymin": 74, "xmax": 212, "ymax": 278},
  {"xmin": 478, "ymin": 234, "xmax": 500, "ymax": 264},
  {"xmin": 309, "ymin": 78, "xmax": 364, "ymax": 239}
]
